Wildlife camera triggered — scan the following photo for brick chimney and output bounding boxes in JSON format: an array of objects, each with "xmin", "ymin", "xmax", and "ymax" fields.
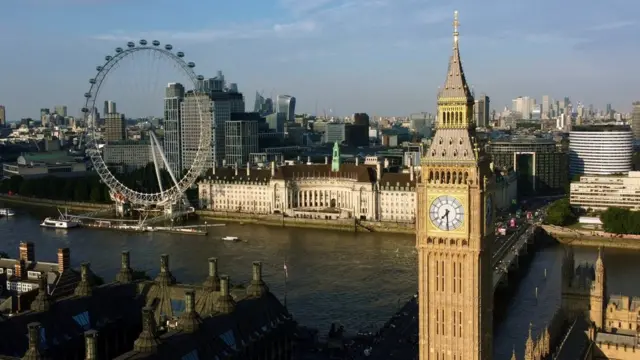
[
  {"xmin": 19, "ymin": 242, "xmax": 35, "ymax": 262},
  {"xmin": 58, "ymin": 248, "xmax": 70, "ymax": 273}
]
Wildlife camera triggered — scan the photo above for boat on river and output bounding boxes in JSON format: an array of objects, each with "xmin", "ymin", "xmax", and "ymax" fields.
[
  {"xmin": 40, "ymin": 217, "xmax": 80, "ymax": 229},
  {"xmin": 222, "ymin": 236, "xmax": 240, "ymax": 242},
  {"xmin": 0, "ymin": 208, "xmax": 15, "ymax": 217}
]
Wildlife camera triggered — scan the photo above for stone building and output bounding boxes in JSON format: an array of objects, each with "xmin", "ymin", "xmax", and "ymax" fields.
[
  {"xmin": 416, "ymin": 11, "xmax": 494, "ymax": 360},
  {"xmin": 198, "ymin": 142, "xmax": 418, "ymax": 222},
  {"xmin": 0, "ymin": 252, "xmax": 295, "ymax": 359},
  {"xmin": 552, "ymin": 247, "xmax": 640, "ymax": 360},
  {"xmin": 0, "ymin": 243, "xmax": 100, "ymax": 313}
]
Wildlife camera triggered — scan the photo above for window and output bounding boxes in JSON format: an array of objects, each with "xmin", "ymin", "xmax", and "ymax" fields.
[
  {"xmin": 453, "ymin": 261, "xmax": 462, "ymax": 293},
  {"xmin": 72, "ymin": 311, "xmax": 91, "ymax": 331}
]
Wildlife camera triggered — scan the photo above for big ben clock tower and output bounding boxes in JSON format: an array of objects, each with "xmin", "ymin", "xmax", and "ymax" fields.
[{"xmin": 416, "ymin": 11, "xmax": 495, "ymax": 360}]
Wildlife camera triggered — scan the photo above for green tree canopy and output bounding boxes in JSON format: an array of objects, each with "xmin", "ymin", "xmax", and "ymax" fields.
[
  {"xmin": 544, "ymin": 198, "xmax": 577, "ymax": 226},
  {"xmin": 600, "ymin": 207, "xmax": 640, "ymax": 234}
]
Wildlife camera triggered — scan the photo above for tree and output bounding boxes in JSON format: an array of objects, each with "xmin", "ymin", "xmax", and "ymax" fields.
[
  {"xmin": 90, "ymin": 185, "xmax": 103, "ymax": 202},
  {"xmin": 600, "ymin": 207, "xmax": 640, "ymax": 234},
  {"xmin": 0, "ymin": 251, "xmax": 9, "ymax": 259},
  {"xmin": 544, "ymin": 198, "xmax": 577, "ymax": 226}
]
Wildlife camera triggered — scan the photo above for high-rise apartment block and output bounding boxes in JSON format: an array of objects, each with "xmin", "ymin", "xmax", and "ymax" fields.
[
  {"xmin": 277, "ymin": 95, "xmax": 296, "ymax": 122},
  {"xmin": 164, "ymin": 82, "xmax": 185, "ymax": 177},
  {"xmin": 54, "ymin": 105, "xmax": 67, "ymax": 117},
  {"xmin": 180, "ymin": 91, "xmax": 212, "ymax": 174},
  {"xmin": 542, "ymin": 95, "xmax": 550, "ymax": 119},
  {"xmin": 0, "ymin": 105, "xmax": 5, "ymax": 127},
  {"xmin": 631, "ymin": 102, "xmax": 640, "ymax": 140},
  {"xmin": 225, "ymin": 112, "xmax": 259, "ymax": 166},
  {"xmin": 473, "ymin": 94, "xmax": 490, "ymax": 127},
  {"xmin": 512, "ymin": 96, "xmax": 535, "ymax": 119},
  {"xmin": 104, "ymin": 113, "xmax": 126, "ymax": 142},
  {"xmin": 103, "ymin": 101, "xmax": 117, "ymax": 116}
]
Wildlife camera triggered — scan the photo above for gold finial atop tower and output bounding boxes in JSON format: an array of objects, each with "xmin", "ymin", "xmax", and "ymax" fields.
[{"xmin": 453, "ymin": 10, "xmax": 459, "ymax": 44}]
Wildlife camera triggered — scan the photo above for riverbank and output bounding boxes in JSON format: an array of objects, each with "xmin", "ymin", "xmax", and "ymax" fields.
[
  {"xmin": 196, "ymin": 210, "xmax": 416, "ymax": 234},
  {"xmin": 0, "ymin": 195, "xmax": 416, "ymax": 234},
  {"xmin": 541, "ymin": 225, "xmax": 640, "ymax": 250},
  {"xmin": 0, "ymin": 194, "xmax": 110, "ymax": 212}
]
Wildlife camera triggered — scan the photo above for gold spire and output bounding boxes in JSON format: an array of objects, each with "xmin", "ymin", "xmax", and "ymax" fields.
[
  {"xmin": 438, "ymin": 10, "xmax": 473, "ymax": 102},
  {"xmin": 511, "ymin": 345, "xmax": 517, "ymax": 360}
]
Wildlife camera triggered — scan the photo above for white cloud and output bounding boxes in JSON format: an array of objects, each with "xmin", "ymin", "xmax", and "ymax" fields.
[
  {"xmin": 588, "ymin": 21, "xmax": 635, "ymax": 31},
  {"xmin": 92, "ymin": 20, "xmax": 318, "ymax": 43}
]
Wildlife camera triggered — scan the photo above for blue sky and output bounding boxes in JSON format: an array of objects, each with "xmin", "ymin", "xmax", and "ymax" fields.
[{"xmin": 1, "ymin": 0, "xmax": 638, "ymax": 119}]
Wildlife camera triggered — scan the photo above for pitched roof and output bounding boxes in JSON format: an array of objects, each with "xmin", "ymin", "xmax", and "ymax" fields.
[
  {"xmin": 113, "ymin": 292, "xmax": 293, "ymax": 360},
  {"xmin": 437, "ymin": 11, "xmax": 473, "ymax": 103},
  {"xmin": 0, "ymin": 282, "xmax": 144, "ymax": 358},
  {"xmin": 272, "ymin": 163, "xmax": 376, "ymax": 183},
  {"xmin": 424, "ymin": 128, "xmax": 477, "ymax": 164}
]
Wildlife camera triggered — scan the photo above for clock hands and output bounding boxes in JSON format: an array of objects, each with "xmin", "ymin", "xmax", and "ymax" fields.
[{"xmin": 441, "ymin": 209, "xmax": 450, "ymax": 230}]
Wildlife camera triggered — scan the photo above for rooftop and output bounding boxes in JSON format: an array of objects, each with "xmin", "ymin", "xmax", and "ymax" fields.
[{"xmin": 571, "ymin": 125, "xmax": 631, "ymax": 132}]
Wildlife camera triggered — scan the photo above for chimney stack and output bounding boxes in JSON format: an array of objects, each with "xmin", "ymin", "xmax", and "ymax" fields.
[
  {"xmin": 222, "ymin": 159, "xmax": 227, "ymax": 167},
  {"xmin": 270, "ymin": 161, "xmax": 276, "ymax": 177},
  {"xmin": 247, "ymin": 261, "xmax": 269, "ymax": 297},
  {"xmin": 154, "ymin": 254, "xmax": 175, "ymax": 286},
  {"xmin": 214, "ymin": 275, "xmax": 236, "ymax": 314},
  {"xmin": 355, "ymin": 157, "xmax": 359, "ymax": 166},
  {"xmin": 19, "ymin": 242, "xmax": 35, "ymax": 262},
  {"xmin": 376, "ymin": 162, "xmax": 382, "ymax": 181},
  {"xmin": 307, "ymin": 156, "xmax": 311, "ymax": 164},
  {"xmin": 116, "ymin": 251, "xmax": 133, "ymax": 283},
  {"xmin": 246, "ymin": 162, "xmax": 250, "ymax": 176},
  {"xmin": 24, "ymin": 322, "xmax": 44, "ymax": 358},
  {"xmin": 58, "ymin": 248, "xmax": 70, "ymax": 273},
  {"xmin": 234, "ymin": 164, "xmax": 238, "ymax": 176},
  {"xmin": 31, "ymin": 274, "xmax": 52, "ymax": 312},
  {"xmin": 74, "ymin": 262, "xmax": 93, "ymax": 297},
  {"xmin": 178, "ymin": 289, "xmax": 202, "ymax": 333},
  {"xmin": 84, "ymin": 330, "xmax": 99, "ymax": 360},
  {"xmin": 133, "ymin": 307, "xmax": 161, "ymax": 353},
  {"xmin": 203, "ymin": 257, "xmax": 220, "ymax": 290},
  {"xmin": 325, "ymin": 156, "xmax": 328, "ymax": 164}
]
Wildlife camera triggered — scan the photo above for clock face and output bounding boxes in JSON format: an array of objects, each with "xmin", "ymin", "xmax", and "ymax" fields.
[
  {"xmin": 486, "ymin": 196, "xmax": 493, "ymax": 228},
  {"xmin": 429, "ymin": 195, "xmax": 464, "ymax": 231}
]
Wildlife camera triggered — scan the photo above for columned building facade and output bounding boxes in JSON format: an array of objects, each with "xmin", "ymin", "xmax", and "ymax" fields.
[{"xmin": 198, "ymin": 143, "xmax": 418, "ymax": 222}]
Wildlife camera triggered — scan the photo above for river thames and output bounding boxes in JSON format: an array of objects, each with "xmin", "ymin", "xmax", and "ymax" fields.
[{"xmin": 1, "ymin": 207, "xmax": 639, "ymax": 359}]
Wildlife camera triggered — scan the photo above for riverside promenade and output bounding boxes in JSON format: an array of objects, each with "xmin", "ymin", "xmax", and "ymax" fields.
[{"xmin": 542, "ymin": 224, "xmax": 640, "ymax": 250}]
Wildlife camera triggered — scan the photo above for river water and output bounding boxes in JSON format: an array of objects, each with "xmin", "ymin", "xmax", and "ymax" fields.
[{"xmin": 1, "ymin": 207, "xmax": 639, "ymax": 359}]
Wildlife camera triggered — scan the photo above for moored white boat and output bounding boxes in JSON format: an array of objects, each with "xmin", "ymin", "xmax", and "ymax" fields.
[
  {"xmin": 221, "ymin": 236, "xmax": 239, "ymax": 242},
  {"xmin": 0, "ymin": 208, "xmax": 15, "ymax": 217},
  {"xmin": 40, "ymin": 217, "xmax": 80, "ymax": 229}
]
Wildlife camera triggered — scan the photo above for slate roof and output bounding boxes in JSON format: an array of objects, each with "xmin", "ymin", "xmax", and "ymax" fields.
[
  {"xmin": 204, "ymin": 163, "xmax": 379, "ymax": 184},
  {"xmin": 437, "ymin": 11, "xmax": 473, "ymax": 102},
  {"xmin": 113, "ymin": 292, "xmax": 293, "ymax": 359},
  {"xmin": 0, "ymin": 282, "xmax": 143, "ymax": 358},
  {"xmin": 425, "ymin": 129, "xmax": 477, "ymax": 164},
  {"xmin": 378, "ymin": 172, "xmax": 415, "ymax": 189}
]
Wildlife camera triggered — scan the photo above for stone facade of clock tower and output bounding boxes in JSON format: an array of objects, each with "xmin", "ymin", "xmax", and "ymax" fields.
[{"xmin": 416, "ymin": 11, "xmax": 495, "ymax": 360}]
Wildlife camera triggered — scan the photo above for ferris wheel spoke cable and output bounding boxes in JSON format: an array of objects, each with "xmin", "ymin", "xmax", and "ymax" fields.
[{"xmin": 82, "ymin": 40, "xmax": 211, "ymax": 207}]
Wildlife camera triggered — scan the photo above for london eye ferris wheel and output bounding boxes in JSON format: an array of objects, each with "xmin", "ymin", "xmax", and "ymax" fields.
[{"xmin": 81, "ymin": 39, "xmax": 210, "ymax": 208}]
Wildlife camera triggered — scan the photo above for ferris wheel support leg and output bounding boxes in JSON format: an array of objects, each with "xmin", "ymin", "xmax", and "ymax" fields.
[
  {"xmin": 148, "ymin": 132, "xmax": 190, "ymax": 208},
  {"xmin": 149, "ymin": 134, "xmax": 165, "ymax": 198}
]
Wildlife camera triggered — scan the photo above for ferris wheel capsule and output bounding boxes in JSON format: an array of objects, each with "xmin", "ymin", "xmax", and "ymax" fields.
[
  {"xmin": 115, "ymin": 47, "xmax": 123, "ymax": 53},
  {"xmin": 96, "ymin": 66, "xmax": 103, "ymax": 71},
  {"xmin": 127, "ymin": 41, "xmax": 135, "ymax": 48},
  {"xmin": 81, "ymin": 107, "xmax": 89, "ymax": 113},
  {"xmin": 187, "ymin": 62, "xmax": 195, "ymax": 68},
  {"xmin": 152, "ymin": 40, "xmax": 160, "ymax": 46},
  {"xmin": 84, "ymin": 92, "xmax": 92, "ymax": 98},
  {"xmin": 89, "ymin": 78, "xmax": 96, "ymax": 84},
  {"xmin": 139, "ymin": 39, "xmax": 147, "ymax": 46},
  {"xmin": 196, "ymin": 75, "xmax": 204, "ymax": 81},
  {"xmin": 165, "ymin": 44, "xmax": 173, "ymax": 51},
  {"xmin": 105, "ymin": 55, "xmax": 112, "ymax": 61},
  {"xmin": 177, "ymin": 51, "xmax": 184, "ymax": 57}
]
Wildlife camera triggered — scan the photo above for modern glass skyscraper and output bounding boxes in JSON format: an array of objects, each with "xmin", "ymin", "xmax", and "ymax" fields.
[
  {"xmin": 276, "ymin": 95, "xmax": 296, "ymax": 122},
  {"xmin": 164, "ymin": 82, "xmax": 185, "ymax": 177},
  {"xmin": 180, "ymin": 91, "xmax": 212, "ymax": 173},
  {"xmin": 0, "ymin": 105, "xmax": 5, "ymax": 127},
  {"xmin": 631, "ymin": 101, "xmax": 640, "ymax": 140}
]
